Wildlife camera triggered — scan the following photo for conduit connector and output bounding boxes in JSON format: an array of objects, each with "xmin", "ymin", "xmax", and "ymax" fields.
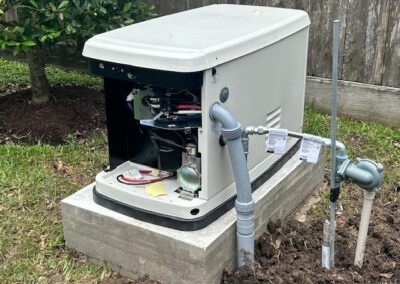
[
  {"xmin": 241, "ymin": 130, "xmax": 249, "ymax": 161},
  {"xmin": 209, "ymin": 102, "xmax": 256, "ymax": 268}
]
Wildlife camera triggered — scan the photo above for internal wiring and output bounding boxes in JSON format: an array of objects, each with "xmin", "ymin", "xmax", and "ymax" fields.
[
  {"xmin": 172, "ymin": 130, "xmax": 186, "ymax": 145},
  {"xmin": 176, "ymin": 104, "xmax": 201, "ymax": 110},
  {"xmin": 143, "ymin": 96, "xmax": 158, "ymax": 114},
  {"xmin": 190, "ymin": 133, "xmax": 198, "ymax": 144},
  {"xmin": 147, "ymin": 129, "xmax": 187, "ymax": 151},
  {"xmin": 166, "ymin": 89, "xmax": 199, "ymax": 102},
  {"xmin": 116, "ymin": 173, "xmax": 175, "ymax": 186}
]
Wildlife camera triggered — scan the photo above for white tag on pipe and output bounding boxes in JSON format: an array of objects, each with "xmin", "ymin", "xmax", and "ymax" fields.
[
  {"xmin": 322, "ymin": 244, "xmax": 331, "ymax": 269},
  {"xmin": 299, "ymin": 134, "xmax": 322, "ymax": 164},
  {"xmin": 265, "ymin": 128, "xmax": 288, "ymax": 155}
]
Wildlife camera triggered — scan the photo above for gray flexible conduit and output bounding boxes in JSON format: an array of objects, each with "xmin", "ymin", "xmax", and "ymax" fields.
[{"xmin": 209, "ymin": 102, "xmax": 255, "ymax": 268}]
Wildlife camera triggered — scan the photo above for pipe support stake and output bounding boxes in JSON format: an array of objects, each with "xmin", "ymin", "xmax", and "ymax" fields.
[{"xmin": 354, "ymin": 190, "xmax": 376, "ymax": 268}]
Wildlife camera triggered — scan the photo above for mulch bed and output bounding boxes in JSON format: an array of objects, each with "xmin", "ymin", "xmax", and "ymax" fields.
[
  {"xmin": 0, "ymin": 86, "xmax": 106, "ymax": 145},
  {"xmin": 222, "ymin": 188, "xmax": 400, "ymax": 283}
]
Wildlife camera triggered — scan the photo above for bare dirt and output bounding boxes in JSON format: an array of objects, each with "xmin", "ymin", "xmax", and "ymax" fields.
[
  {"xmin": 0, "ymin": 86, "xmax": 106, "ymax": 145},
  {"xmin": 222, "ymin": 188, "xmax": 400, "ymax": 283},
  {"xmin": 2, "ymin": 87, "xmax": 398, "ymax": 283}
]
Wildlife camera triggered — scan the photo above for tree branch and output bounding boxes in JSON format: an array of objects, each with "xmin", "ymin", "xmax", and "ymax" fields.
[{"xmin": 0, "ymin": 20, "xmax": 14, "ymax": 27}]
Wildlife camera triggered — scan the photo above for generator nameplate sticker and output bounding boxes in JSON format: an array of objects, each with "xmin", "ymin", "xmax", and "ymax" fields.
[
  {"xmin": 299, "ymin": 135, "xmax": 322, "ymax": 164},
  {"xmin": 265, "ymin": 128, "xmax": 288, "ymax": 154}
]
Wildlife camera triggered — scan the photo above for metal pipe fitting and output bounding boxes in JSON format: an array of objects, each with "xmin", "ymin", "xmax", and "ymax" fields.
[
  {"xmin": 245, "ymin": 126, "xmax": 347, "ymax": 155},
  {"xmin": 338, "ymin": 158, "xmax": 384, "ymax": 191},
  {"xmin": 321, "ymin": 138, "xmax": 346, "ymax": 155},
  {"xmin": 241, "ymin": 130, "xmax": 249, "ymax": 161}
]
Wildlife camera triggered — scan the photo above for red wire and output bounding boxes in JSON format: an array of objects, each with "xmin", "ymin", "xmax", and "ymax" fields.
[
  {"xmin": 119, "ymin": 175, "xmax": 161, "ymax": 184},
  {"xmin": 176, "ymin": 104, "xmax": 201, "ymax": 110}
]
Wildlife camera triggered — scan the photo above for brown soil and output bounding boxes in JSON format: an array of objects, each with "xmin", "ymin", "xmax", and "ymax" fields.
[
  {"xmin": 0, "ymin": 86, "xmax": 106, "ymax": 145},
  {"xmin": 222, "ymin": 190, "xmax": 400, "ymax": 283},
  {"xmin": 2, "ymin": 86, "xmax": 398, "ymax": 283}
]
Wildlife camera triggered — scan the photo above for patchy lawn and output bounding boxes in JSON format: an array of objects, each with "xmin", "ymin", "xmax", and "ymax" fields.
[
  {"xmin": 0, "ymin": 58, "xmax": 399, "ymax": 282},
  {"xmin": 0, "ymin": 134, "xmax": 111, "ymax": 282},
  {"xmin": 0, "ymin": 59, "xmax": 156, "ymax": 283}
]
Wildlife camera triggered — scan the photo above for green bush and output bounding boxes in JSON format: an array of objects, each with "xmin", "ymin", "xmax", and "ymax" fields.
[{"xmin": 0, "ymin": 58, "xmax": 101, "ymax": 92}]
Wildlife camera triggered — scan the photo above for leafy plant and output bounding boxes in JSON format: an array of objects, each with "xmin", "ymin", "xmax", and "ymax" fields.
[{"xmin": 0, "ymin": 0, "xmax": 155, "ymax": 104}]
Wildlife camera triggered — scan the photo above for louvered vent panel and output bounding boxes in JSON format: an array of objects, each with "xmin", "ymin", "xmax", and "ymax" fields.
[{"xmin": 266, "ymin": 106, "xmax": 282, "ymax": 128}]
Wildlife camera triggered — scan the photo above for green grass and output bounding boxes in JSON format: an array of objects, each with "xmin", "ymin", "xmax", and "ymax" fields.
[
  {"xmin": 303, "ymin": 107, "xmax": 400, "ymax": 220},
  {"xmin": 0, "ymin": 133, "xmax": 111, "ymax": 283},
  {"xmin": 0, "ymin": 58, "xmax": 399, "ymax": 282},
  {"xmin": 0, "ymin": 58, "xmax": 102, "ymax": 92},
  {"xmin": 0, "ymin": 108, "xmax": 397, "ymax": 282},
  {"xmin": 0, "ymin": 58, "xmax": 111, "ymax": 282}
]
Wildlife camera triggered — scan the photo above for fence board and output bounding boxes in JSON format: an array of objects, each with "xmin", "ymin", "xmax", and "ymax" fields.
[
  {"xmin": 364, "ymin": 0, "xmax": 390, "ymax": 85},
  {"xmin": 146, "ymin": 0, "xmax": 400, "ymax": 88},
  {"xmin": 341, "ymin": 0, "xmax": 368, "ymax": 83},
  {"xmin": 383, "ymin": 0, "xmax": 400, "ymax": 87},
  {"xmin": 307, "ymin": 0, "xmax": 334, "ymax": 78}
]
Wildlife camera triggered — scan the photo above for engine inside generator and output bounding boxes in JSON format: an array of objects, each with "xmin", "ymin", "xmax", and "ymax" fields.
[{"xmin": 116, "ymin": 85, "xmax": 203, "ymax": 198}]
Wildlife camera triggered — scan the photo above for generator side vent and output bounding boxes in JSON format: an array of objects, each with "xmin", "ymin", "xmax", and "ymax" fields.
[{"xmin": 266, "ymin": 106, "xmax": 282, "ymax": 128}]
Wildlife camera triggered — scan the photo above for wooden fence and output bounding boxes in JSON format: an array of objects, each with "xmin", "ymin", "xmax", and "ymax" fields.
[{"xmin": 146, "ymin": 0, "xmax": 400, "ymax": 88}]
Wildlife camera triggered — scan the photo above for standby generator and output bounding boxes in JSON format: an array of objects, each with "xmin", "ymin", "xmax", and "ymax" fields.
[{"xmin": 82, "ymin": 4, "xmax": 310, "ymax": 230}]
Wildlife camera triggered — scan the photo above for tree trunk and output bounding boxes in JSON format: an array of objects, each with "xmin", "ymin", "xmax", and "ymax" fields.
[
  {"xmin": 26, "ymin": 45, "xmax": 51, "ymax": 104},
  {"xmin": 4, "ymin": 6, "xmax": 18, "ymax": 22}
]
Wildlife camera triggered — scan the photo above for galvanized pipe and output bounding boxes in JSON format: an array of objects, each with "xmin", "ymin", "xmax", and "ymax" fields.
[
  {"xmin": 329, "ymin": 19, "xmax": 341, "ymax": 269},
  {"xmin": 245, "ymin": 126, "xmax": 346, "ymax": 154}
]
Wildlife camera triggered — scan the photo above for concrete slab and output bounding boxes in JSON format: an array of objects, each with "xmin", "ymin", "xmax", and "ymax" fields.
[{"xmin": 61, "ymin": 150, "xmax": 324, "ymax": 284}]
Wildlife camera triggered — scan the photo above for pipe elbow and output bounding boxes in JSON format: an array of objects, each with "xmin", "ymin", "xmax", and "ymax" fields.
[
  {"xmin": 209, "ymin": 102, "xmax": 242, "ymax": 140},
  {"xmin": 209, "ymin": 102, "xmax": 239, "ymax": 130},
  {"xmin": 335, "ymin": 141, "xmax": 347, "ymax": 155},
  {"xmin": 323, "ymin": 138, "xmax": 347, "ymax": 154},
  {"xmin": 344, "ymin": 165, "xmax": 374, "ymax": 185},
  {"xmin": 342, "ymin": 159, "xmax": 384, "ymax": 191}
]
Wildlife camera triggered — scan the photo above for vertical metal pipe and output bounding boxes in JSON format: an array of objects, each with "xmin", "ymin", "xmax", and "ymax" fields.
[{"xmin": 329, "ymin": 19, "xmax": 340, "ymax": 269}]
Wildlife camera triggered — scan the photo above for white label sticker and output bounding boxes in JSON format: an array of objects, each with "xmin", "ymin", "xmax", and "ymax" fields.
[
  {"xmin": 322, "ymin": 244, "xmax": 331, "ymax": 269},
  {"xmin": 299, "ymin": 135, "xmax": 322, "ymax": 164},
  {"xmin": 265, "ymin": 128, "xmax": 288, "ymax": 154},
  {"xmin": 125, "ymin": 169, "xmax": 143, "ymax": 179}
]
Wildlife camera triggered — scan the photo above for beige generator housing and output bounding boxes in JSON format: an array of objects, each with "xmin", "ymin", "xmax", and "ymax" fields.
[{"xmin": 82, "ymin": 4, "xmax": 310, "ymax": 230}]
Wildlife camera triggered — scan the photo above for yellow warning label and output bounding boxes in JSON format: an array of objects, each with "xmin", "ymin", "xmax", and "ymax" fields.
[{"xmin": 145, "ymin": 182, "xmax": 168, "ymax": 197}]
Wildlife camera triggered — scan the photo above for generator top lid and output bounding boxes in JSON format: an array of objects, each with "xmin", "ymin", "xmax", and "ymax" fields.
[{"xmin": 83, "ymin": 4, "xmax": 309, "ymax": 73}]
